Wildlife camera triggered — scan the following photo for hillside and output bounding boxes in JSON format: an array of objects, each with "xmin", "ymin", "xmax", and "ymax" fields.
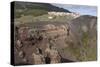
[
  {"xmin": 67, "ymin": 15, "xmax": 97, "ymax": 61},
  {"xmin": 13, "ymin": 1, "xmax": 71, "ymax": 18},
  {"xmin": 14, "ymin": 1, "xmax": 71, "ymax": 12}
]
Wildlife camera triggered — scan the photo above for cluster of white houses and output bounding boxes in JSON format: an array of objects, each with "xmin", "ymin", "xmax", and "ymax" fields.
[{"xmin": 48, "ymin": 11, "xmax": 80, "ymax": 18}]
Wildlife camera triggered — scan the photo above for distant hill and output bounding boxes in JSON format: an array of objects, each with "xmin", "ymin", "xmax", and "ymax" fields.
[
  {"xmin": 14, "ymin": 1, "xmax": 71, "ymax": 12},
  {"xmin": 13, "ymin": 1, "xmax": 71, "ymax": 18}
]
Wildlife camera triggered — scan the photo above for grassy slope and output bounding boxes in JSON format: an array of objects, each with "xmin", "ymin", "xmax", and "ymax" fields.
[{"xmin": 14, "ymin": 1, "xmax": 71, "ymax": 18}]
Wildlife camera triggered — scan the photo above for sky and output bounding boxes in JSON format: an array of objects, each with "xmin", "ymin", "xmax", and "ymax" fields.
[{"xmin": 52, "ymin": 4, "xmax": 97, "ymax": 16}]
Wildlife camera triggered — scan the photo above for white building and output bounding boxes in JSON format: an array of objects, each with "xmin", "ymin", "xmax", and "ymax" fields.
[{"xmin": 48, "ymin": 11, "xmax": 80, "ymax": 18}]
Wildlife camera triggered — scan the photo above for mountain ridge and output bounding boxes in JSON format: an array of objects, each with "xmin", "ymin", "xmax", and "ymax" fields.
[{"xmin": 14, "ymin": 1, "xmax": 71, "ymax": 12}]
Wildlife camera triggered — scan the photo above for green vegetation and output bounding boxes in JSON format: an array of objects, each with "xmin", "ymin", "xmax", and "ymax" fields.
[
  {"xmin": 33, "ymin": 14, "xmax": 74, "ymax": 22},
  {"xmin": 24, "ymin": 9, "xmax": 48, "ymax": 16},
  {"xmin": 14, "ymin": 10, "xmax": 23, "ymax": 18},
  {"xmin": 14, "ymin": 9, "xmax": 48, "ymax": 18},
  {"xmin": 14, "ymin": 2, "xmax": 70, "ymax": 18},
  {"xmin": 15, "ymin": 14, "xmax": 74, "ymax": 24},
  {"xmin": 63, "ymin": 31, "xmax": 97, "ymax": 61}
]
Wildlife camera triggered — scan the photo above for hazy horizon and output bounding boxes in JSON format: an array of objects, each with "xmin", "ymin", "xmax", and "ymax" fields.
[{"xmin": 52, "ymin": 4, "xmax": 97, "ymax": 16}]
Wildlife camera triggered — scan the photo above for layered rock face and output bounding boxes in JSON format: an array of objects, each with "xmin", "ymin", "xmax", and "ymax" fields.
[
  {"xmin": 14, "ymin": 15, "xmax": 97, "ymax": 65},
  {"xmin": 14, "ymin": 23, "xmax": 70, "ymax": 65}
]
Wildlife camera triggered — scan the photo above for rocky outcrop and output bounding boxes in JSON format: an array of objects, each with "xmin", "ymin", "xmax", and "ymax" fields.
[
  {"xmin": 14, "ymin": 15, "xmax": 97, "ymax": 65},
  {"xmin": 14, "ymin": 24, "xmax": 70, "ymax": 65}
]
